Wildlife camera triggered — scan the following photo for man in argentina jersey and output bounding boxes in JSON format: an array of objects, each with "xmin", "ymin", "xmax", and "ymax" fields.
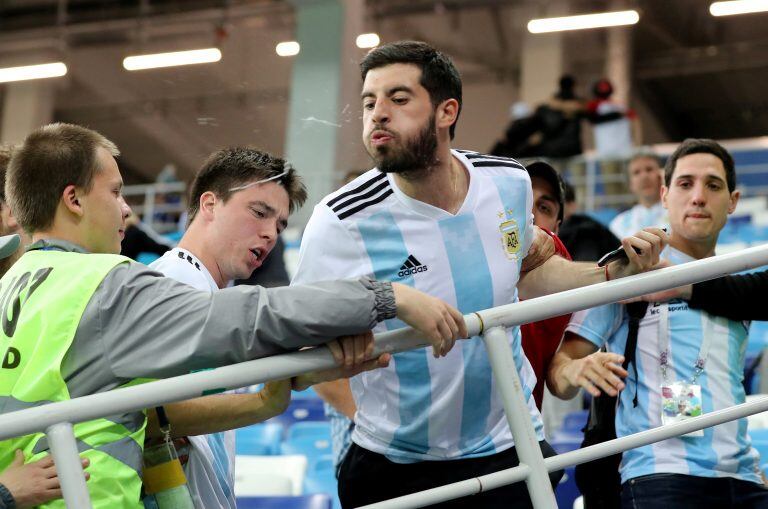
[
  {"xmin": 292, "ymin": 40, "xmax": 666, "ymax": 508},
  {"xmin": 609, "ymin": 153, "xmax": 669, "ymax": 239},
  {"xmin": 551, "ymin": 139, "xmax": 768, "ymax": 508},
  {"xmin": 147, "ymin": 148, "xmax": 391, "ymax": 509}
]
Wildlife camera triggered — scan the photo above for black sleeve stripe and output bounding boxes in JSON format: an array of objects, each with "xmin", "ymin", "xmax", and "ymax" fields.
[
  {"xmin": 455, "ymin": 149, "xmax": 477, "ymax": 154},
  {"xmin": 471, "ymin": 160, "xmax": 526, "ymax": 170},
  {"xmin": 331, "ymin": 180, "xmax": 391, "ymax": 213},
  {"xmin": 326, "ymin": 172, "xmax": 386, "ymax": 208},
  {"xmin": 337, "ymin": 189, "xmax": 394, "ymax": 220},
  {"xmin": 464, "ymin": 153, "xmax": 524, "ymax": 165}
]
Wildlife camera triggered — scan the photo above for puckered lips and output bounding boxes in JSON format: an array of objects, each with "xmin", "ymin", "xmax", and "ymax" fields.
[{"xmin": 370, "ymin": 129, "xmax": 395, "ymax": 147}]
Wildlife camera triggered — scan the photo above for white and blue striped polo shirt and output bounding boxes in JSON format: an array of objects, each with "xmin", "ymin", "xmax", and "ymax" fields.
[
  {"xmin": 609, "ymin": 202, "xmax": 668, "ymax": 240},
  {"xmin": 292, "ymin": 149, "xmax": 545, "ymax": 462},
  {"xmin": 566, "ymin": 246, "xmax": 762, "ymax": 484}
]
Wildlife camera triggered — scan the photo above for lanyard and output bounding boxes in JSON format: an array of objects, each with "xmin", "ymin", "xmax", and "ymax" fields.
[{"xmin": 657, "ymin": 302, "xmax": 714, "ymax": 386}]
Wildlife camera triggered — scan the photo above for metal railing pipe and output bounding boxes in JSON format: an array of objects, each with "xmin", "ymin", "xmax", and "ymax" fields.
[
  {"xmin": 482, "ymin": 326, "xmax": 556, "ymax": 508},
  {"xmin": 362, "ymin": 396, "xmax": 768, "ymax": 509},
  {"xmin": 2, "ymin": 245, "xmax": 768, "ymax": 441},
  {"xmin": 46, "ymin": 422, "xmax": 93, "ymax": 509}
]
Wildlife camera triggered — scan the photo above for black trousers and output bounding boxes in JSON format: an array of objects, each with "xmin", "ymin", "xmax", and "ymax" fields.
[{"xmin": 338, "ymin": 441, "xmax": 563, "ymax": 508}]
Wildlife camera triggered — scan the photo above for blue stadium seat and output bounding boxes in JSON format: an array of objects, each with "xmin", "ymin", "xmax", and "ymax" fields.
[
  {"xmin": 585, "ymin": 208, "xmax": 619, "ymax": 228},
  {"xmin": 555, "ymin": 466, "xmax": 581, "ymax": 509},
  {"xmin": 136, "ymin": 252, "xmax": 161, "ymax": 265},
  {"xmin": 269, "ymin": 398, "xmax": 327, "ymax": 429},
  {"xmin": 304, "ymin": 455, "xmax": 340, "ymax": 509},
  {"xmin": 286, "ymin": 422, "xmax": 331, "ymax": 443},
  {"xmin": 292, "ymin": 386, "xmax": 320, "ymax": 400},
  {"xmin": 236, "ymin": 494, "xmax": 332, "ymax": 509},
  {"xmin": 561, "ymin": 410, "xmax": 588, "ymax": 434},
  {"xmin": 280, "ymin": 436, "xmax": 333, "ymax": 462},
  {"xmin": 235, "ymin": 423, "xmax": 283, "ymax": 456}
]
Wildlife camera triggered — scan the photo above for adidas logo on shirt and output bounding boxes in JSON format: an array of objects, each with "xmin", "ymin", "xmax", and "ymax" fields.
[{"xmin": 398, "ymin": 255, "xmax": 428, "ymax": 277}]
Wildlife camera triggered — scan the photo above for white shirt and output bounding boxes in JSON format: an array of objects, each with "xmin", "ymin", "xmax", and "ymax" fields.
[
  {"xmin": 150, "ymin": 248, "xmax": 237, "ymax": 509},
  {"xmin": 609, "ymin": 202, "xmax": 668, "ymax": 240},
  {"xmin": 566, "ymin": 246, "xmax": 762, "ymax": 484},
  {"xmin": 292, "ymin": 149, "xmax": 545, "ymax": 462}
]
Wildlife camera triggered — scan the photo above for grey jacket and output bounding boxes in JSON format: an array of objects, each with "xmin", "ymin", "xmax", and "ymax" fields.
[{"xmin": 5, "ymin": 240, "xmax": 395, "ymax": 473}]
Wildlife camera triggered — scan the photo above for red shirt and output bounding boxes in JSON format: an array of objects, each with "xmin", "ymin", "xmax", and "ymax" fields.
[{"xmin": 521, "ymin": 232, "xmax": 573, "ymax": 410}]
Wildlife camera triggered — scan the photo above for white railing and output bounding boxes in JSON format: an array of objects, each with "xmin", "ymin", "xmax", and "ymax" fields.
[
  {"xmin": 122, "ymin": 181, "xmax": 187, "ymax": 234},
  {"xmin": 2, "ymin": 244, "xmax": 768, "ymax": 508}
]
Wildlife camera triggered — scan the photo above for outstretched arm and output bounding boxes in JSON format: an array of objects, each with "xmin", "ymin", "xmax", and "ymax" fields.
[{"xmin": 518, "ymin": 227, "xmax": 667, "ymax": 300}]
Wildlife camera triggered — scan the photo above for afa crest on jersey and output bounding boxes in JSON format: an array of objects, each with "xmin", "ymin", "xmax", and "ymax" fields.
[{"xmin": 499, "ymin": 218, "xmax": 521, "ymax": 260}]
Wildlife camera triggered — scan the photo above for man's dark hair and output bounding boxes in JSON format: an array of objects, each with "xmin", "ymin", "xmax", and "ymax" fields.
[
  {"xmin": 187, "ymin": 147, "xmax": 307, "ymax": 223},
  {"xmin": 361, "ymin": 41, "xmax": 462, "ymax": 140},
  {"xmin": 664, "ymin": 138, "xmax": 736, "ymax": 192}
]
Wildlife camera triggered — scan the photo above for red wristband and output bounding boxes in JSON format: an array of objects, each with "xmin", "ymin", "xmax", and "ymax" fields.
[{"xmin": 604, "ymin": 263, "xmax": 610, "ymax": 281}]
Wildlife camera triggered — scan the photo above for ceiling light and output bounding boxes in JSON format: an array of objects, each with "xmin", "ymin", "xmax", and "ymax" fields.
[
  {"xmin": 123, "ymin": 48, "xmax": 222, "ymax": 71},
  {"xmin": 710, "ymin": 0, "xmax": 768, "ymax": 16},
  {"xmin": 276, "ymin": 41, "xmax": 300, "ymax": 57},
  {"xmin": 527, "ymin": 10, "xmax": 640, "ymax": 33},
  {"xmin": 356, "ymin": 33, "xmax": 380, "ymax": 48},
  {"xmin": 0, "ymin": 62, "xmax": 67, "ymax": 83}
]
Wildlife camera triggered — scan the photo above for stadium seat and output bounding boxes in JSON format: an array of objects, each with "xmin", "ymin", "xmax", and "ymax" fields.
[
  {"xmin": 280, "ymin": 436, "xmax": 333, "ymax": 462},
  {"xmin": 286, "ymin": 421, "xmax": 332, "ymax": 442},
  {"xmin": 561, "ymin": 410, "xmax": 588, "ymax": 434},
  {"xmin": 303, "ymin": 455, "xmax": 340, "ymax": 509},
  {"xmin": 292, "ymin": 386, "xmax": 320, "ymax": 400},
  {"xmin": 236, "ymin": 423, "xmax": 283, "ymax": 456},
  {"xmin": 269, "ymin": 398, "xmax": 327, "ymax": 429},
  {"xmin": 235, "ymin": 455, "xmax": 307, "ymax": 496},
  {"xmin": 236, "ymin": 494, "xmax": 332, "ymax": 509},
  {"xmin": 136, "ymin": 252, "xmax": 162, "ymax": 265},
  {"xmin": 555, "ymin": 466, "xmax": 580, "ymax": 509}
]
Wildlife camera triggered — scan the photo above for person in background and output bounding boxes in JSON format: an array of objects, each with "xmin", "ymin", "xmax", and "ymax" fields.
[
  {"xmin": 609, "ymin": 153, "xmax": 668, "ymax": 239},
  {"xmin": 0, "ymin": 146, "xmax": 30, "ymax": 276},
  {"xmin": 119, "ymin": 214, "xmax": 172, "ymax": 261},
  {"xmin": 558, "ymin": 181, "xmax": 622, "ymax": 262},
  {"xmin": 520, "ymin": 161, "xmax": 573, "ymax": 410}
]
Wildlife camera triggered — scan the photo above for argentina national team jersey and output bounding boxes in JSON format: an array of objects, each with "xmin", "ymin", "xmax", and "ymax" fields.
[
  {"xmin": 609, "ymin": 202, "xmax": 668, "ymax": 240},
  {"xmin": 292, "ymin": 149, "xmax": 545, "ymax": 462},
  {"xmin": 566, "ymin": 246, "xmax": 762, "ymax": 484}
]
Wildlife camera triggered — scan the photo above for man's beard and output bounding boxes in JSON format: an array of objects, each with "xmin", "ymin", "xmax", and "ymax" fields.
[{"xmin": 369, "ymin": 113, "xmax": 438, "ymax": 177}]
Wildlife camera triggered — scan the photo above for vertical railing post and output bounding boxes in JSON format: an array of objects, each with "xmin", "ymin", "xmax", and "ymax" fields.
[
  {"xmin": 482, "ymin": 326, "xmax": 557, "ymax": 509},
  {"xmin": 46, "ymin": 422, "xmax": 93, "ymax": 509},
  {"xmin": 585, "ymin": 156, "xmax": 597, "ymax": 211},
  {"xmin": 144, "ymin": 186, "xmax": 156, "ymax": 228}
]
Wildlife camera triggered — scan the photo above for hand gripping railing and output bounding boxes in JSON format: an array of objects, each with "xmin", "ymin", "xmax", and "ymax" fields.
[{"xmin": 2, "ymin": 244, "xmax": 768, "ymax": 508}]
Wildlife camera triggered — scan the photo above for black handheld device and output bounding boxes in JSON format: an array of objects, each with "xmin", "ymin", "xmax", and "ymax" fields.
[{"xmin": 596, "ymin": 228, "xmax": 667, "ymax": 267}]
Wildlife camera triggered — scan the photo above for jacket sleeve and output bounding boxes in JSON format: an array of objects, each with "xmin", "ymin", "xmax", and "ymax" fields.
[
  {"xmin": 78, "ymin": 262, "xmax": 395, "ymax": 380},
  {"xmin": 688, "ymin": 269, "xmax": 768, "ymax": 321}
]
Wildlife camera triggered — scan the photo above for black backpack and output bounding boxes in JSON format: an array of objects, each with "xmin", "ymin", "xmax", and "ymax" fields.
[{"xmin": 574, "ymin": 301, "xmax": 648, "ymax": 509}]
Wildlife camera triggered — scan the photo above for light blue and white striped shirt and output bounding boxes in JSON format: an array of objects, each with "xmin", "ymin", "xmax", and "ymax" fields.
[
  {"xmin": 293, "ymin": 150, "xmax": 545, "ymax": 462},
  {"xmin": 609, "ymin": 202, "xmax": 668, "ymax": 240},
  {"xmin": 566, "ymin": 246, "xmax": 762, "ymax": 484}
]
